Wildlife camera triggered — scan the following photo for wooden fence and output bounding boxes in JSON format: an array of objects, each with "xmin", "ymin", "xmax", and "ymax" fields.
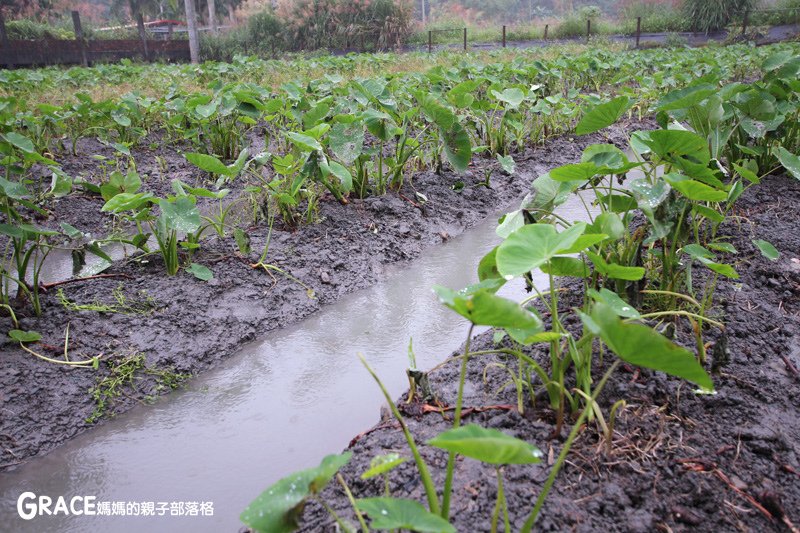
[{"xmin": 0, "ymin": 11, "xmax": 190, "ymax": 69}]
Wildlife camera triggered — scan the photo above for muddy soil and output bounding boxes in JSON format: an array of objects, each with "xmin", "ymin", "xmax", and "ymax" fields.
[
  {"xmin": 297, "ymin": 173, "xmax": 800, "ymax": 532},
  {"xmin": 0, "ymin": 120, "xmax": 651, "ymax": 471}
]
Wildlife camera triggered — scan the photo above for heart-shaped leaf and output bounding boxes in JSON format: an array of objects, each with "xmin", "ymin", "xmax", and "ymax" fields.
[
  {"xmin": 428, "ymin": 424, "xmax": 542, "ymax": 465},
  {"xmin": 356, "ymin": 498, "xmax": 455, "ymax": 533}
]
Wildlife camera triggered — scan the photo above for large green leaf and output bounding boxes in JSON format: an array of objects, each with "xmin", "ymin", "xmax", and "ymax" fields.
[
  {"xmin": 586, "ymin": 251, "xmax": 645, "ymax": 281},
  {"xmin": 185, "ymin": 152, "xmax": 229, "ymax": 176},
  {"xmin": 657, "ymin": 84, "xmax": 717, "ymax": 112},
  {"xmin": 158, "ymin": 197, "xmax": 201, "ymax": 233},
  {"xmin": 753, "ymin": 239, "xmax": 780, "ymax": 261},
  {"xmin": 420, "ymin": 95, "xmax": 471, "ymax": 172},
  {"xmin": 663, "ymin": 173, "xmax": 727, "ymax": 202},
  {"xmin": 2, "ymin": 132, "xmax": 35, "ymax": 153},
  {"xmin": 575, "ymin": 96, "xmax": 631, "ymax": 135},
  {"xmin": 9, "ymin": 329, "xmax": 42, "ymax": 343},
  {"xmin": 101, "ymin": 192, "xmax": 154, "ymax": 213},
  {"xmin": 428, "ymin": 424, "xmax": 542, "ymax": 465},
  {"xmin": 776, "ymin": 147, "xmax": 800, "ymax": 180},
  {"xmin": 361, "ymin": 453, "xmax": 407, "ymax": 480},
  {"xmin": 491, "ymin": 88, "xmax": 525, "ymax": 108},
  {"xmin": 241, "ymin": 453, "xmax": 351, "ymax": 533},
  {"xmin": 644, "ymin": 129, "xmax": 709, "ymax": 163},
  {"xmin": 589, "ymin": 303, "xmax": 714, "ymax": 391},
  {"xmin": 356, "ymin": 498, "xmax": 455, "ymax": 533},
  {"xmin": 433, "ymin": 285, "xmax": 542, "ymax": 331},
  {"xmin": 286, "ymin": 132, "xmax": 323, "ymax": 152},
  {"xmin": 496, "ymin": 223, "xmax": 587, "ymax": 278},
  {"xmin": 329, "ymin": 122, "xmax": 364, "ymax": 165}
]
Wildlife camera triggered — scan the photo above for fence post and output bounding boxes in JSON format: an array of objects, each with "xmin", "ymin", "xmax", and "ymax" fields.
[
  {"xmin": 742, "ymin": 9, "xmax": 749, "ymax": 35},
  {"xmin": 502, "ymin": 25, "xmax": 506, "ymax": 48},
  {"xmin": 544, "ymin": 24, "xmax": 548, "ymax": 40},
  {"xmin": 428, "ymin": 30, "xmax": 432, "ymax": 53},
  {"xmin": 71, "ymin": 11, "xmax": 88, "ymax": 67},
  {"xmin": 636, "ymin": 16, "xmax": 641, "ymax": 48},
  {"xmin": 136, "ymin": 14, "xmax": 150, "ymax": 62},
  {"xmin": 587, "ymin": 19, "xmax": 591, "ymax": 41},
  {"xmin": 463, "ymin": 27, "xmax": 467, "ymax": 51},
  {"xmin": 0, "ymin": 10, "xmax": 11, "ymax": 69}
]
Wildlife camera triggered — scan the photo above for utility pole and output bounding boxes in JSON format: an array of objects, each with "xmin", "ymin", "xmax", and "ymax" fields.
[
  {"xmin": 421, "ymin": 0, "xmax": 426, "ymax": 25},
  {"xmin": 183, "ymin": 0, "xmax": 199, "ymax": 63}
]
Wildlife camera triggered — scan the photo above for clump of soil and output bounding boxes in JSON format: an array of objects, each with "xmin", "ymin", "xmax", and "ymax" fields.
[
  {"xmin": 296, "ymin": 173, "xmax": 800, "ymax": 532},
  {"xmin": 0, "ymin": 121, "xmax": 647, "ymax": 470}
]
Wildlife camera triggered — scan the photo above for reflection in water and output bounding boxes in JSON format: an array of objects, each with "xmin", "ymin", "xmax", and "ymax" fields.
[{"xmin": 0, "ymin": 187, "xmax": 600, "ymax": 533}]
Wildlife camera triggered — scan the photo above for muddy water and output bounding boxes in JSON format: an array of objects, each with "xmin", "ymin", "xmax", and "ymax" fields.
[{"xmin": 0, "ymin": 186, "xmax": 601, "ymax": 533}]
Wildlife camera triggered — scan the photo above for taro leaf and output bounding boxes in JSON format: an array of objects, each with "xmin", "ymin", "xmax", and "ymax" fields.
[
  {"xmin": 732, "ymin": 162, "xmax": 760, "ymax": 184},
  {"xmin": 491, "ymin": 88, "xmax": 525, "ymax": 108},
  {"xmin": 586, "ymin": 251, "xmax": 645, "ymax": 281},
  {"xmin": 187, "ymin": 263, "xmax": 213, "ymax": 281},
  {"xmin": 303, "ymin": 102, "xmax": 330, "ymax": 129},
  {"xmin": 286, "ymin": 132, "xmax": 323, "ymax": 152},
  {"xmin": 0, "ymin": 223, "xmax": 24, "ymax": 239},
  {"xmin": 361, "ymin": 453, "xmax": 407, "ymax": 480},
  {"xmin": 356, "ymin": 498, "xmax": 455, "ymax": 533},
  {"xmin": 441, "ymin": 121, "xmax": 472, "ymax": 174},
  {"xmin": 550, "ymin": 162, "xmax": 599, "ymax": 182},
  {"xmin": 629, "ymin": 178, "xmax": 670, "ymax": 211},
  {"xmin": 495, "ymin": 209, "xmax": 525, "ymax": 239},
  {"xmin": 101, "ymin": 192, "xmax": 153, "ymax": 213},
  {"xmin": 185, "ymin": 152, "xmax": 229, "ymax": 176},
  {"xmin": 419, "ymin": 95, "xmax": 471, "ymax": 172},
  {"xmin": 589, "ymin": 303, "xmax": 714, "ymax": 391},
  {"xmin": 228, "ymin": 148, "xmax": 250, "ymax": 177},
  {"xmin": 575, "ymin": 96, "xmax": 631, "ymax": 136},
  {"xmin": 9, "ymin": 330, "xmax": 42, "ymax": 343},
  {"xmin": 0, "ymin": 176, "xmax": 31, "ymax": 199},
  {"xmin": 329, "ymin": 122, "xmax": 364, "ymax": 165},
  {"xmin": 581, "ymin": 143, "xmax": 627, "ymax": 169},
  {"xmin": 234, "ymin": 228, "xmax": 251, "ymax": 255},
  {"xmin": 477, "ymin": 246, "xmax": 503, "ymax": 284},
  {"xmin": 241, "ymin": 452, "xmax": 352, "ymax": 533},
  {"xmin": 111, "ymin": 109, "xmax": 131, "ymax": 127},
  {"xmin": 753, "ymin": 239, "xmax": 780, "ymax": 261},
  {"xmin": 195, "ymin": 101, "xmax": 218, "ymax": 118},
  {"xmin": 320, "ymin": 160, "xmax": 353, "ymax": 193},
  {"xmin": 692, "ymin": 204, "xmax": 724, "ymax": 224},
  {"xmin": 587, "ymin": 288, "xmax": 641, "ymax": 319},
  {"xmin": 496, "ymin": 223, "xmax": 587, "ymax": 279},
  {"xmin": 763, "ymin": 51, "xmax": 794, "ymax": 72},
  {"xmin": 643, "ymin": 129, "xmax": 709, "ymax": 164},
  {"xmin": 363, "ymin": 108, "xmax": 395, "ymax": 142},
  {"xmin": 60, "ymin": 222, "xmax": 83, "ymax": 240},
  {"xmin": 2, "ymin": 132, "xmax": 35, "ymax": 153},
  {"xmin": 526, "ymin": 172, "xmax": 583, "ymax": 213},
  {"xmin": 158, "ymin": 197, "xmax": 201, "ymax": 233},
  {"xmin": 589, "ymin": 212, "xmax": 625, "ymax": 241},
  {"xmin": 427, "ymin": 424, "xmax": 542, "ymax": 465},
  {"xmin": 433, "ymin": 286, "xmax": 542, "ymax": 331},
  {"xmin": 707, "ymin": 242, "xmax": 737, "ymax": 254},
  {"xmin": 656, "ymin": 84, "xmax": 717, "ymax": 112},
  {"xmin": 775, "ymin": 147, "xmax": 800, "ymax": 180},
  {"xmin": 497, "ymin": 154, "xmax": 516, "ymax": 174},
  {"xmin": 540, "ymin": 256, "xmax": 590, "ymax": 278},
  {"xmin": 662, "ymin": 173, "xmax": 727, "ymax": 202},
  {"xmin": 682, "ymin": 244, "xmax": 739, "ymax": 278},
  {"xmin": 596, "ymin": 192, "xmax": 637, "ymax": 213}
]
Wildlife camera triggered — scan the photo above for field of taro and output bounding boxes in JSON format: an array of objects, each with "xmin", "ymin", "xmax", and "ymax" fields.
[{"xmin": 1, "ymin": 41, "xmax": 800, "ymax": 532}]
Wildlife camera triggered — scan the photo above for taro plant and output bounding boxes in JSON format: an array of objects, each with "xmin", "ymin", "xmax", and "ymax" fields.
[{"xmin": 101, "ymin": 187, "xmax": 205, "ymax": 277}]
